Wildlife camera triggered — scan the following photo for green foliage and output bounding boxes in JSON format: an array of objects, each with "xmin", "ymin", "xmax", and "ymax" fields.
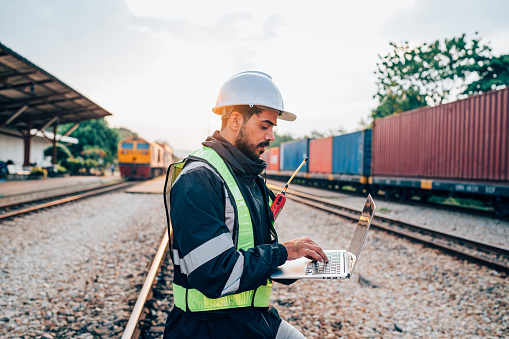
[
  {"xmin": 56, "ymin": 165, "xmax": 67, "ymax": 174},
  {"xmin": 60, "ymin": 119, "xmax": 120, "ymax": 164},
  {"xmin": 463, "ymin": 54, "xmax": 509, "ymax": 95},
  {"xmin": 113, "ymin": 127, "xmax": 137, "ymax": 141},
  {"xmin": 84, "ymin": 159, "xmax": 99, "ymax": 172},
  {"xmin": 306, "ymin": 127, "xmax": 348, "ymax": 139},
  {"xmin": 30, "ymin": 166, "xmax": 47, "ymax": 178},
  {"xmin": 372, "ymin": 34, "xmax": 499, "ymax": 120},
  {"xmin": 62, "ymin": 157, "xmax": 85, "ymax": 175},
  {"xmin": 81, "ymin": 145, "xmax": 107, "ymax": 160},
  {"xmin": 43, "ymin": 143, "xmax": 72, "ymax": 163},
  {"xmin": 271, "ymin": 130, "xmax": 294, "ymax": 148}
]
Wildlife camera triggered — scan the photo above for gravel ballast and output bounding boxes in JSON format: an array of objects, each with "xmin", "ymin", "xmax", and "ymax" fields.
[
  {"xmin": 272, "ymin": 200, "xmax": 508, "ymax": 338},
  {"xmin": 1, "ymin": 188, "xmax": 507, "ymax": 338},
  {"xmin": 0, "ymin": 192, "xmax": 166, "ymax": 338},
  {"xmin": 269, "ymin": 180, "xmax": 509, "ymax": 248}
]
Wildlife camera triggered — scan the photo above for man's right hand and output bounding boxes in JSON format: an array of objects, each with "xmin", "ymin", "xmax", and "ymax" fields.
[{"xmin": 282, "ymin": 237, "xmax": 328, "ymax": 263}]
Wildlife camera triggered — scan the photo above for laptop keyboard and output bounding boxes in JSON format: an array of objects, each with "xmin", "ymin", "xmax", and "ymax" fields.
[{"xmin": 305, "ymin": 252, "xmax": 344, "ymax": 275}]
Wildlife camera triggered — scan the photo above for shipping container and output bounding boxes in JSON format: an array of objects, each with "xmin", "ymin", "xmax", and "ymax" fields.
[
  {"xmin": 332, "ymin": 130, "xmax": 372, "ymax": 176},
  {"xmin": 372, "ymin": 87, "xmax": 509, "ymax": 182},
  {"xmin": 280, "ymin": 139, "xmax": 310, "ymax": 172},
  {"xmin": 309, "ymin": 137, "xmax": 333, "ymax": 173},
  {"xmin": 262, "ymin": 147, "xmax": 280, "ymax": 171}
]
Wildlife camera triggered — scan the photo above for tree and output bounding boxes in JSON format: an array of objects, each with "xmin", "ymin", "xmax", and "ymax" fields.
[
  {"xmin": 113, "ymin": 127, "xmax": 137, "ymax": 141},
  {"xmin": 372, "ymin": 34, "xmax": 501, "ymax": 120},
  {"xmin": 43, "ymin": 143, "xmax": 72, "ymax": 164},
  {"xmin": 305, "ymin": 127, "xmax": 348, "ymax": 139},
  {"xmin": 58, "ymin": 118, "xmax": 120, "ymax": 163},
  {"xmin": 463, "ymin": 54, "xmax": 509, "ymax": 95},
  {"xmin": 270, "ymin": 131, "xmax": 294, "ymax": 148}
]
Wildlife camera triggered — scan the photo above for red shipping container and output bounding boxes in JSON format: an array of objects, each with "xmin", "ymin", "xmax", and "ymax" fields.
[
  {"xmin": 263, "ymin": 147, "xmax": 280, "ymax": 171},
  {"xmin": 309, "ymin": 137, "xmax": 333, "ymax": 173},
  {"xmin": 372, "ymin": 87, "xmax": 509, "ymax": 182}
]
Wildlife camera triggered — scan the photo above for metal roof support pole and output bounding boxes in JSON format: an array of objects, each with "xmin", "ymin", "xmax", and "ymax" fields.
[
  {"xmin": 52, "ymin": 123, "xmax": 58, "ymax": 165},
  {"xmin": 62, "ymin": 122, "xmax": 79, "ymax": 137},
  {"xmin": 0, "ymin": 105, "xmax": 28, "ymax": 128},
  {"xmin": 23, "ymin": 119, "xmax": 32, "ymax": 168}
]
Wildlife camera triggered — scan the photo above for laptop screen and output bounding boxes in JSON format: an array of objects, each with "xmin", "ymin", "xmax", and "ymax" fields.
[{"xmin": 347, "ymin": 194, "xmax": 376, "ymax": 266}]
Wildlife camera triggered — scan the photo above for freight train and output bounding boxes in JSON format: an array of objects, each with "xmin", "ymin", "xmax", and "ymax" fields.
[
  {"xmin": 117, "ymin": 136, "xmax": 173, "ymax": 179},
  {"xmin": 263, "ymin": 87, "xmax": 509, "ymax": 216}
]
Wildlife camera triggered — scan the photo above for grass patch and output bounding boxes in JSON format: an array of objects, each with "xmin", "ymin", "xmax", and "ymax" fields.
[
  {"xmin": 428, "ymin": 196, "xmax": 492, "ymax": 211},
  {"xmin": 378, "ymin": 207, "xmax": 392, "ymax": 214}
]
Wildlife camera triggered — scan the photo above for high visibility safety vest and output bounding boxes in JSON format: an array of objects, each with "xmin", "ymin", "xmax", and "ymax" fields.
[{"xmin": 165, "ymin": 146, "xmax": 273, "ymax": 312}]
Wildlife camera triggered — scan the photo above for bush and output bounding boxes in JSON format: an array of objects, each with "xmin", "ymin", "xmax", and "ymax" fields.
[
  {"xmin": 45, "ymin": 165, "xmax": 69, "ymax": 177},
  {"xmin": 84, "ymin": 159, "xmax": 99, "ymax": 174},
  {"xmin": 56, "ymin": 165, "xmax": 67, "ymax": 174},
  {"xmin": 44, "ymin": 144, "xmax": 72, "ymax": 164},
  {"xmin": 62, "ymin": 157, "xmax": 85, "ymax": 175},
  {"xmin": 30, "ymin": 166, "xmax": 47, "ymax": 179}
]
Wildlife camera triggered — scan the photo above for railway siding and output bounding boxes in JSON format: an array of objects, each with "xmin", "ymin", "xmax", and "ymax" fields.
[
  {"xmin": 269, "ymin": 180, "xmax": 509, "ymax": 248},
  {"xmin": 272, "ymin": 200, "xmax": 508, "ymax": 338},
  {"xmin": 0, "ymin": 192, "xmax": 166, "ymax": 338}
]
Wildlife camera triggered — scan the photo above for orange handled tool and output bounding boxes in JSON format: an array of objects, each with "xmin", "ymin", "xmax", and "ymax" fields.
[{"xmin": 270, "ymin": 157, "xmax": 308, "ymax": 220}]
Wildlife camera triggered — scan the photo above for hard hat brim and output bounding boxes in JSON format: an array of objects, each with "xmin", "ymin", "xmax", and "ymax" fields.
[
  {"xmin": 212, "ymin": 105, "xmax": 297, "ymax": 121},
  {"xmin": 278, "ymin": 110, "xmax": 297, "ymax": 121}
]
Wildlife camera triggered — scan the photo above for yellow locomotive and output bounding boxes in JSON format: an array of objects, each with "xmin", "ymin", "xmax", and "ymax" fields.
[{"xmin": 117, "ymin": 136, "xmax": 173, "ymax": 179}]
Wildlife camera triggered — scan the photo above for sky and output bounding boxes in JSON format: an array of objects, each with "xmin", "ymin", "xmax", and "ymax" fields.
[{"xmin": 1, "ymin": 0, "xmax": 508, "ymax": 154}]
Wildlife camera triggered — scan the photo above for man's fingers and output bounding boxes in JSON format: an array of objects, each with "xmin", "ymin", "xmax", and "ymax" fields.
[
  {"xmin": 304, "ymin": 249, "xmax": 325, "ymax": 262},
  {"xmin": 283, "ymin": 237, "xmax": 328, "ymax": 262},
  {"xmin": 303, "ymin": 241, "xmax": 328, "ymax": 263}
]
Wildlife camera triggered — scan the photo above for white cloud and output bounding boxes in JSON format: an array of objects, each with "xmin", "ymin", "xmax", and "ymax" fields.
[{"xmin": 1, "ymin": 0, "xmax": 507, "ymax": 151}]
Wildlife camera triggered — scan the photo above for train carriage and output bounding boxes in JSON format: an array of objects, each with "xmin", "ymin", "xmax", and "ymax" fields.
[{"xmin": 118, "ymin": 136, "xmax": 173, "ymax": 179}]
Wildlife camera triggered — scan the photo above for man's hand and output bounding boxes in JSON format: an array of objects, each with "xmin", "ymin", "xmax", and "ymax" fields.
[{"xmin": 282, "ymin": 237, "xmax": 328, "ymax": 263}]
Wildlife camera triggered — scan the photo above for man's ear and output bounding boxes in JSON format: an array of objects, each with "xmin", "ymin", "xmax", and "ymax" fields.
[{"xmin": 229, "ymin": 111, "xmax": 243, "ymax": 131}]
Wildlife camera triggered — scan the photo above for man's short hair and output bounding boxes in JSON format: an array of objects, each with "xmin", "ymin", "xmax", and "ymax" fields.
[{"xmin": 221, "ymin": 105, "xmax": 263, "ymax": 130}]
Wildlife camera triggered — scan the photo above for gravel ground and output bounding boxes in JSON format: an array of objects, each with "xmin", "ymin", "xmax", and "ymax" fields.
[
  {"xmin": 271, "ymin": 200, "xmax": 508, "ymax": 338},
  {"xmin": 0, "ymin": 192, "xmax": 166, "ymax": 339},
  {"xmin": 269, "ymin": 180, "xmax": 509, "ymax": 248},
  {"xmin": 2, "ymin": 186, "xmax": 508, "ymax": 338}
]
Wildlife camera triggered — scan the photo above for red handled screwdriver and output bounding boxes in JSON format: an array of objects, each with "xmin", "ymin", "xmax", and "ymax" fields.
[{"xmin": 270, "ymin": 157, "xmax": 308, "ymax": 220}]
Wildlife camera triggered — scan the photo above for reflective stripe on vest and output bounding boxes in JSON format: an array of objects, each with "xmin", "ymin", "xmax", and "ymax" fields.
[{"xmin": 172, "ymin": 146, "xmax": 272, "ymax": 312}]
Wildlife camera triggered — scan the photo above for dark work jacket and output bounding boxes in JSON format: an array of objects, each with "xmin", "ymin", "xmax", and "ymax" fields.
[{"xmin": 164, "ymin": 131, "xmax": 288, "ymax": 339}]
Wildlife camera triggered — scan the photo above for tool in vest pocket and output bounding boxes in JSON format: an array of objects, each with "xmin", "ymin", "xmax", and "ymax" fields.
[{"xmin": 270, "ymin": 156, "xmax": 308, "ymax": 220}]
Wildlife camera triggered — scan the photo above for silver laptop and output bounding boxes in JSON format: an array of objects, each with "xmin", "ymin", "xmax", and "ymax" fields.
[{"xmin": 271, "ymin": 194, "xmax": 376, "ymax": 280}]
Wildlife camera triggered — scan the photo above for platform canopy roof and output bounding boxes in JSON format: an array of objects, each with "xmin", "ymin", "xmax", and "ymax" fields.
[{"xmin": 0, "ymin": 41, "xmax": 112, "ymax": 133}]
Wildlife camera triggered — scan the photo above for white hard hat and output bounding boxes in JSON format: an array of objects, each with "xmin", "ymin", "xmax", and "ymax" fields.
[{"xmin": 212, "ymin": 71, "xmax": 296, "ymax": 121}]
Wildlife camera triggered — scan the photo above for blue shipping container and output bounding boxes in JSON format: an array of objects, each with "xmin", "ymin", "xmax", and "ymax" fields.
[
  {"xmin": 280, "ymin": 139, "xmax": 310, "ymax": 172},
  {"xmin": 332, "ymin": 130, "xmax": 371, "ymax": 176}
]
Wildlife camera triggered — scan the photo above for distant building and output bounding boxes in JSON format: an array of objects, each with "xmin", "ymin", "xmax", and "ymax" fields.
[{"xmin": 0, "ymin": 127, "xmax": 77, "ymax": 168}]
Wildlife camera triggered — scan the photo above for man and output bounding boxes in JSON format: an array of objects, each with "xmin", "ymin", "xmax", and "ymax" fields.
[{"xmin": 164, "ymin": 71, "xmax": 328, "ymax": 338}]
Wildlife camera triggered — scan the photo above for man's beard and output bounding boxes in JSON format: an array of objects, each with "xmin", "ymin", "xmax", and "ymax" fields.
[{"xmin": 235, "ymin": 125, "xmax": 270, "ymax": 162}]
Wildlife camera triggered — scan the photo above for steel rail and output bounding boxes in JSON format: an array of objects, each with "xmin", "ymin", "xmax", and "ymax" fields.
[
  {"xmin": 0, "ymin": 181, "xmax": 135, "ymax": 220},
  {"xmin": 267, "ymin": 183, "xmax": 509, "ymax": 272},
  {"xmin": 0, "ymin": 180, "xmax": 128, "ymax": 210},
  {"xmin": 122, "ymin": 229, "xmax": 169, "ymax": 339}
]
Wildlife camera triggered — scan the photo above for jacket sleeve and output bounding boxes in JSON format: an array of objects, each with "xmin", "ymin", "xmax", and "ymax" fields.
[{"xmin": 170, "ymin": 166, "xmax": 287, "ymax": 299}]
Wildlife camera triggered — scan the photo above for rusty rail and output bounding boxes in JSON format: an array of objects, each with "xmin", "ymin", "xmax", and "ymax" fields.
[
  {"xmin": 122, "ymin": 229, "xmax": 169, "ymax": 339},
  {"xmin": 0, "ymin": 181, "xmax": 134, "ymax": 220},
  {"xmin": 267, "ymin": 183, "xmax": 509, "ymax": 273}
]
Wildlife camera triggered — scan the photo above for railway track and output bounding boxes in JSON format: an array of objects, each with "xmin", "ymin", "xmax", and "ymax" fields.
[
  {"xmin": 122, "ymin": 230, "xmax": 171, "ymax": 339},
  {"xmin": 267, "ymin": 183, "xmax": 509, "ymax": 273},
  {"xmin": 121, "ymin": 181, "xmax": 509, "ymax": 339},
  {"xmin": 267, "ymin": 177, "xmax": 507, "ymax": 219},
  {"xmin": 0, "ymin": 181, "xmax": 136, "ymax": 220}
]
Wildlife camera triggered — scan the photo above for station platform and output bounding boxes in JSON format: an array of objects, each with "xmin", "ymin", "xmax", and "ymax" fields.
[
  {"xmin": 125, "ymin": 175, "xmax": 166, "ymax": 194},
  {"xmin": 0, "ymin": 172, "xmax": 124, "ymax": 207}
]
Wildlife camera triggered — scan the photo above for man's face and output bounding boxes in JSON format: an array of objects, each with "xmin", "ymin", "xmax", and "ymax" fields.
[{"xmin": 235, "ymin": 109, "xmax": 278, "ymax": 161}]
